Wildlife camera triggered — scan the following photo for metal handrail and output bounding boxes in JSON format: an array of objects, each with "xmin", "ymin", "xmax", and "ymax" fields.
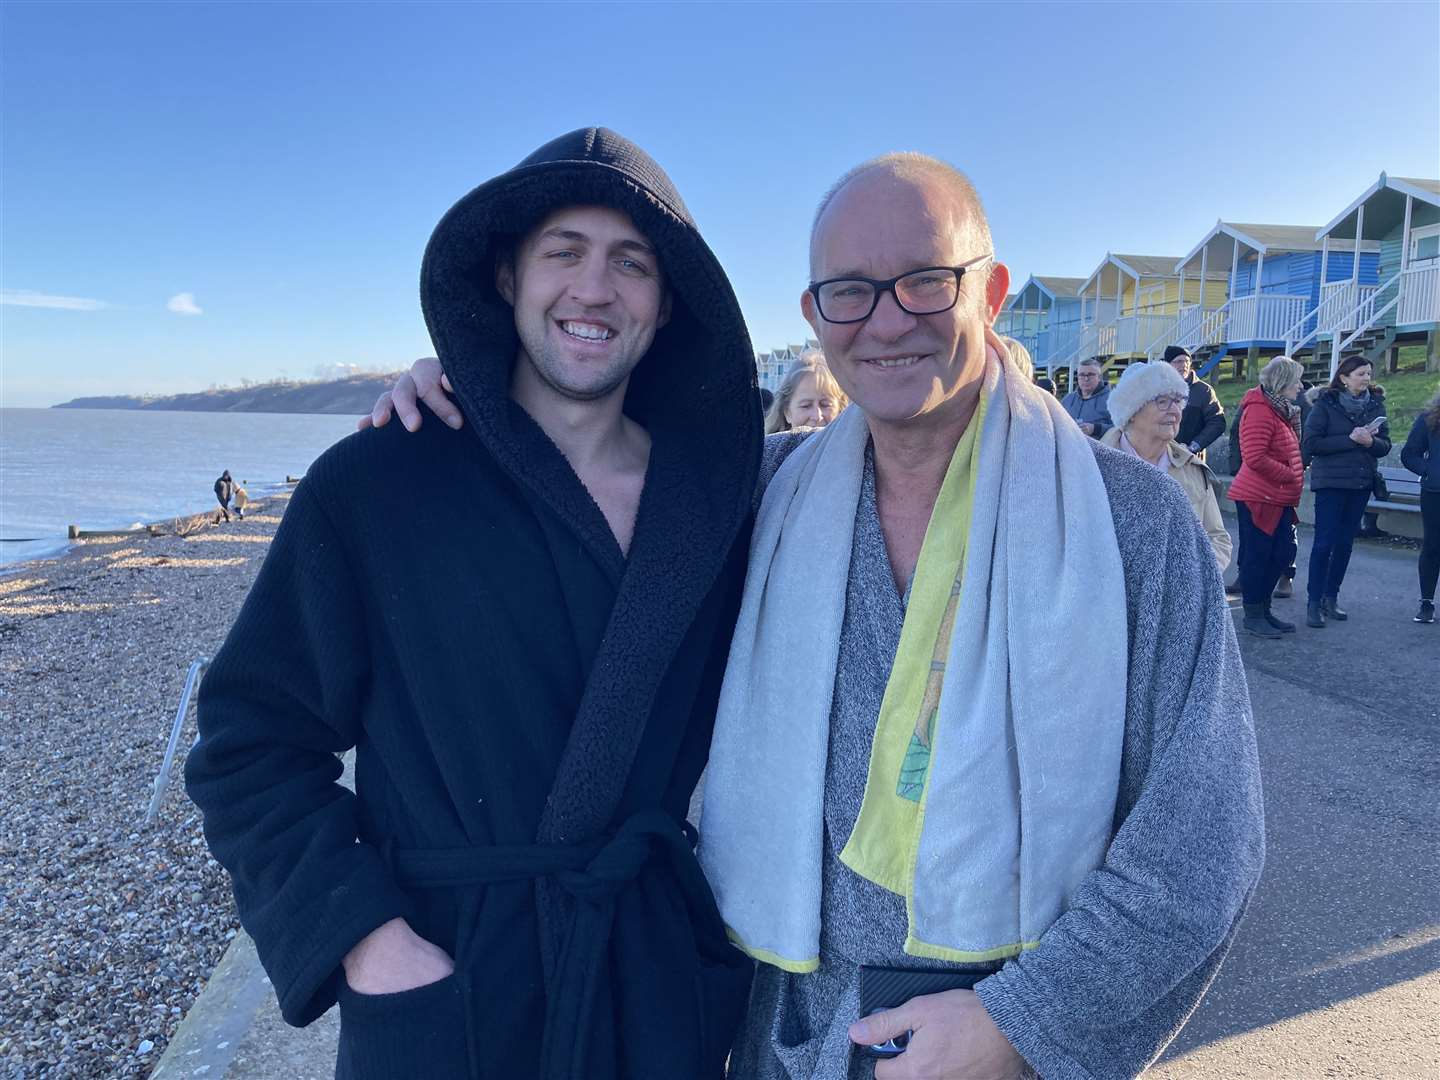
[{"xmin": 145, "ymin": 656, "xmax": 210, "ymax": 824}]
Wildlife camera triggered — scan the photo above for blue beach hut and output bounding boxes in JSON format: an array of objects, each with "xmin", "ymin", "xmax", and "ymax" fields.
[
  {"xmin": 1154, "ymin": 222, "xmax": 1379, "ymax": 374},
  {"xmin": 1002, "ymin": 276, "xmax": 1085, "ymax": 376}
]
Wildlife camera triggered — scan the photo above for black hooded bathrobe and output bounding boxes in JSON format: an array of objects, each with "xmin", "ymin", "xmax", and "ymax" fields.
[{"xmin": 185, "ymin": 129, "xmax": 761, "ymax": 1080}]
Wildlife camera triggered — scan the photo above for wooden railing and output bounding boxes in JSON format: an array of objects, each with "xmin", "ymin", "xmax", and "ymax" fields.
[
  {"xmin": 1226, "ymin": 294, "xmax": 1309, "ymax": 343},
  {"xmin": 1398, "ymin": 264, "xmax": 1440, "ymax": 326}
]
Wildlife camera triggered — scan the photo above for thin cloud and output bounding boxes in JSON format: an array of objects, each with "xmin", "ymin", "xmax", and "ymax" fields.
[
  {"xmin": 1, "ymin": 289, "xmax": 108, "ymax": 311},
  {"xmin": 167, "ymin": 292, "xmax": 203, "ymax": 316}
]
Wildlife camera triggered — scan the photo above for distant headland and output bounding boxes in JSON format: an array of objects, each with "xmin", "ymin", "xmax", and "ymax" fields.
[{"xmin": 51, "ymin": 369, "xmax": 413, "ymax": 414}]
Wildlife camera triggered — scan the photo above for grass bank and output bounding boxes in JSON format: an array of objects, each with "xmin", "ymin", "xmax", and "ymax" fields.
[{"xmin": 1209, "ymin": 346, "xmax": 1439, "ymax": 433}]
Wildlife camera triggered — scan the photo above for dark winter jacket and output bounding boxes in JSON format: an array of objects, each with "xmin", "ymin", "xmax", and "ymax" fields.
[
  {"xmin": 213, "ymin": 475, "xmax": 232, "ymax": 503},
  {"xmin": 1401, "ymin": 411, "xmax": 1440, "ymax": 493},
  {"xmin": 1228, "ymin": 387, "xmax": 1303, "ymax": 508},
  {"xmin": 1176, "ymin": 371, "xmax": 1226, "ymax": 453},
  {"xmin": 186, "ymin": 129, "xmax": 761, "ymax": 1080},
  {"xmin": 1302, "ymin": 385, "xmax": 1391, "ymax": 491},
  {"xmin": 1060, "ymin": 384, "xmax": 1113, "ymax": 439}
]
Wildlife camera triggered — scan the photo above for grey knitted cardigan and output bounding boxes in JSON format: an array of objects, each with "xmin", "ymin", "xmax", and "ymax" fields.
[{"xmin": 730, "ymin": 430, "xmax": 1265, "ymax": 1080}]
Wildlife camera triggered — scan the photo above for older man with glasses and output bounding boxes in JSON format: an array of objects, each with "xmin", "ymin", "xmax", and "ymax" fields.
[
  {"xmin": 372, "ymin": 151, "xmax": 1264, "ymax": 1080},
  {"xmin": 1060, "ymin": 357, "xmax": 1114, "ymax": 439}
]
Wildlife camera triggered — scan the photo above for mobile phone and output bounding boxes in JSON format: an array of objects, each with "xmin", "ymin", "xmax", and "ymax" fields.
[
  {"xmin": 857, "ymin": 964, "xmax": 993, "ymax": 1059},
  {"xmin": 1366, "ymin": 416, "xmax": 1387, "ymax": 431}
]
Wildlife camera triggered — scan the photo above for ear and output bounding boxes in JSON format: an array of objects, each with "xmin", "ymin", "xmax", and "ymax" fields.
[
  {"xmin": 657, "ymin": 288, "xmax": 672, "ymax": 330},
  {"xmin": 984, "ymin": 262, "xmax": 1011, "ymax": 324},
  {"xmin": 801, "ymin": 288, "xmax": 821, "ymax": 336},
  {"xmin": 495, "ymin": 259, "xmax": 515, "ymax": 306}
]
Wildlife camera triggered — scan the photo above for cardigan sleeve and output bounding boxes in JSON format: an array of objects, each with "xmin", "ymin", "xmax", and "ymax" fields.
[
  {"xmin": 185, "ymin": 479, "xmax": 415, "ymax": 1027},
  {"xmin": 975, "ymin": 478, "xmax": 1264, "ymax": 1080}
]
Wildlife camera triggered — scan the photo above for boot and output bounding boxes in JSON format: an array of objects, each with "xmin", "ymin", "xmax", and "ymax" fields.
[
  {"xmin": 1272, "ymin": 576, "xmax": 1293, "ymax": 599},
  {"xmin": 1416, "ymin": 599, "xmax": 1436, "ymax": 624},
  {"xmin": 1264, "ymin": 603, "xmax": 1296, "ymax": 633},
  {"xmin": 1225, "ymin": 578, "xmax": 1243, "ymax": 597},
  {"xmin": 1242, "ymin": 604, "xmax": 1283, "ymax": 638},
  {"xmin": 1322, "ymin": 596, "xmax": 1348, "ymax": 621},
  {"xmin": 1306, "ymin": 601, "xmax": 1326, "ymax": 628}
]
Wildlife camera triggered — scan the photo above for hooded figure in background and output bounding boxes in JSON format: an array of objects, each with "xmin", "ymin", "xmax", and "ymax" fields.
[
  {"xmin": 186, "ymin": 129, "xmax": 761, "ymax": 1080},
  {"xmin": 213, "ymin": 469, "xmax": 233, "ymax": 522}
]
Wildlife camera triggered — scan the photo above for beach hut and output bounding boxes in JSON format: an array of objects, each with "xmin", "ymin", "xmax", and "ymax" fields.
[
  {"xmin": 1289, "ymin": 173, "xmax": 1440, "ymax": 375},
  {"xmin": 753, "ymin": 339, "xmax": 822, "ymax": 392},
  {"xmin": 1070, "ymin": 253, "xmax": 1222, "ymax": 369},
  {"xmin": 1003, "ymin": 275, "xmax": 1086, "ymax": 375},
  {"xmin": 1155, "ymin": 222, "xmax": 1379, "ymax": 373}
]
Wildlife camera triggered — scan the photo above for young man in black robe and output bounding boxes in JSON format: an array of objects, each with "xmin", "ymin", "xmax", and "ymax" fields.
[{"xmin": 185, "ymin": 129, "xmax": 760, "ymax": 1080}]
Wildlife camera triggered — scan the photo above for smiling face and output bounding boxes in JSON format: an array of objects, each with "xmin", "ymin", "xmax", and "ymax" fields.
[
  {"xmin": 802, "ymin": 169, "xmax": 1008, "ymax": 430},
  {"xmin": 784, "ymin": 372, "xmax": 841, "ymax": 428},
  {"xmin": 497, "ymin": 205, "xmax": 670, "ymax": 402},
  {"xmin": 1130, "ymin": 392, "xmax": 1185, "ymax": 445}
]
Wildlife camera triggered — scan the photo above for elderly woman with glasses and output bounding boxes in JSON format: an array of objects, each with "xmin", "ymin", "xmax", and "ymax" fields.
[{"xmin": 1102, "ymin": 361, "xmax": 1233, "ymax": 577}]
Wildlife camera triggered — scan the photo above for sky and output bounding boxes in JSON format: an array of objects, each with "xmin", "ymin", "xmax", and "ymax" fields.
[{"xmin": 2, "ymin": 1, "xmax": 1437, "ymax": 408}]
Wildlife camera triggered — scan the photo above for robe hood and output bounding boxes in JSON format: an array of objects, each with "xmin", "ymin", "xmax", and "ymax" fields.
[{"xmin": 419, "ymin": 127, "xmax": 761, "ymax": 539}]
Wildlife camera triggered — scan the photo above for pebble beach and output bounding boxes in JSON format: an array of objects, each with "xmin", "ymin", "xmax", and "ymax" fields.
[{"xmin": 0, "ymin": 498, "xmax": 288, "ymax": 1078}]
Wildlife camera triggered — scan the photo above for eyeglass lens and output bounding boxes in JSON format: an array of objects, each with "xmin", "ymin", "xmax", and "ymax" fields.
[{"xmin": 818, "ymin": 269, "xmax": 959, "ymax": 322}]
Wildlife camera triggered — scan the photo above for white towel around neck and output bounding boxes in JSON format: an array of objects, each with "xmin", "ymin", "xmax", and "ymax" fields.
[{"xmin": 699, "ymin": 350, "xmax": 1129, "ymax": 969}]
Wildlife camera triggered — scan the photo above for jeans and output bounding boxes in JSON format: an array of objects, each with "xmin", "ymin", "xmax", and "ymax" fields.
[
  {"xmin": 1421, "ymin": 489, "xmax": 1440, "ymax": 601},
  {"xmin": 1237, "ymin": 503, "xmax": 1297, "ymax": 607},
  {"xmin": 1307, "ymin": 487, "xmax": 1371, "ymax": 602}
]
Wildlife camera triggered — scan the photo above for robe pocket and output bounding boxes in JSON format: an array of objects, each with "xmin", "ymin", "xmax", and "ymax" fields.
[
  {"xmin": 335, "ymin": 973, "xmax": 469, "ymax": 1080},
  {"xmin": 696, "ymin": 952, "xmax": 754, "ymax": 1077}
]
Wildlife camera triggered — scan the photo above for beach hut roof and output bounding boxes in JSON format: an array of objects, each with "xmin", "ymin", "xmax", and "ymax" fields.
[
  {"xmin": 1034, "ymin": 276, "xmax": 1086, "ymax": 298},
  {"xmin": 1081, "ymin": 253, "xmax": 1187, "ymax": 294},
  {"xmin": 1177, "ymin": 221, "xmax": 1379, "ymax": 270},
  {"xmin": 1318, "ymin": 173, "xmax": 1440, "ymax": 241}
]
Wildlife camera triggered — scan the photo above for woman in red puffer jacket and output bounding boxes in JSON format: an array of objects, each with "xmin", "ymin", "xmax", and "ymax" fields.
[{"xmin": 1228, "ymin": 357, "xmax": 1305, "ymax": 637}]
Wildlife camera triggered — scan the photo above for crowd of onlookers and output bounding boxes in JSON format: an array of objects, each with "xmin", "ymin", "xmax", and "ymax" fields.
[{"xmin": 766, "ymin": 343, "xmax": 1440, "ymax": 632}]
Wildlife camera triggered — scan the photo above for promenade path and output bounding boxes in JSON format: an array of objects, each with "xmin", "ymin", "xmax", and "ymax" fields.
[{"xmin": 163, "ymin": 522, "xmax": 1438, "ymax": 1079}]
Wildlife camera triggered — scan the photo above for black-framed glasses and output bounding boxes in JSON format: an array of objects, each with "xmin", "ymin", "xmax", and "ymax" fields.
[{"xmin": 808, "ymin": 253, "xmax": 993, "ymax": 324}]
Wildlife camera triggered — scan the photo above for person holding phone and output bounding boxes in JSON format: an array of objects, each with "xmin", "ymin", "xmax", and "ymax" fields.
[{"xmin": 1301, "ymin": 357, "xmax": 1391, "ymax": 627}]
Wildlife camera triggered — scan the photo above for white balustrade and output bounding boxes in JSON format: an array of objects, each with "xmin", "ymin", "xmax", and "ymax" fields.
[{"xmin": 1398, "ymin": 265, "xmax": 1440, "ymax": 326}]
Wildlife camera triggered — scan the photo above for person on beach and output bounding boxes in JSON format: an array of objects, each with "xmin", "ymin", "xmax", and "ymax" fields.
[
  {"xmin": 1226, "ymin": 357, "xmax": 1306, "ymax": 639},
  {"xmin": 1400, "ymin": 388, "xmax": 1440, "ymax": 624},
  {"xmin": 186, "ymin": 129, "xmax": 759, "ymax": 1080},
  {"xmin": 1100, "ymin": 360, "xmax": 1233, "ymax": 575},
  {"xmin": 766, "ymin": 356, "xmax": 846, "ymax": 433},
  {"xmin": 378, "ymin": 151, "xmax": 1264, "ymax": 1080},
  {"xmin": 1301, "ymin": 357, "xmax": 1390, "ymax": 628},
  {"xmin": 212, "ymin": 470, "xmax": 233, "ymax": 523},
  {"xmin": 232, "ymin": 481, "xmax": 248, "ymax": 519}
]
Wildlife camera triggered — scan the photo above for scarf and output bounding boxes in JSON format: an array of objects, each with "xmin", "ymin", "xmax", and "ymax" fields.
[
  {"xmin": 1339, "ymin": 388, "xmax": 1371, "ymax": 422},
  {"xmin": 1263, "ymin": 387, "xmax": 1302, "ymax": 438},
  {"xmin": 698, "ymin": 350, "xmax": 1129, "ymax": 971}
]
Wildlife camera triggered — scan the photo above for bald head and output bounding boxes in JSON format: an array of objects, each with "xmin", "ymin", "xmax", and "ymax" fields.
[{"xmin": 809, "ymin": 153, "xmax": 993, "ymax": 279}]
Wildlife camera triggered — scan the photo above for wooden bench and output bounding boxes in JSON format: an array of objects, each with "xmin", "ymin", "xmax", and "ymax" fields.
[{"xmin": 1370, "ymin": 465, "xmax": 1423, "ymax": 515}]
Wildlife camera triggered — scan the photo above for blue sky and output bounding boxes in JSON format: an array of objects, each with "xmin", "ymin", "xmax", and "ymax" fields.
[{"xmin": 2, "ymin": 0, "xmax": 1436, "ymax": 408}]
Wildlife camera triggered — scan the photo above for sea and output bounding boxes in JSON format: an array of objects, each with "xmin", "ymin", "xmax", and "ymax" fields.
[{"xmin": 0, "ymin": 408, "xmax": 363, "ymax": 569}]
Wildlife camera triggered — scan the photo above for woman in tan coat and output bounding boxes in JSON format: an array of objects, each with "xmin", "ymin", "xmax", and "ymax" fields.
[{"xmin": 1102, "ymin": 361, "xmax": 1232, "ymax": 574}]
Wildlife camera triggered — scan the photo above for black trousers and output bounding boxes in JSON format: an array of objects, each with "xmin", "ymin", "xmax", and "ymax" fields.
[
  {"xmin": 1307, "ymin": 487, "xmax": 1370, "ymax": 602},
  {"xmin": 1236, "ymin": 502, "xmax": 1297, "ymax": 607},
  {"xmin": 1421, "ymin": 489, "xmax": 1440, "ymax": 601}
]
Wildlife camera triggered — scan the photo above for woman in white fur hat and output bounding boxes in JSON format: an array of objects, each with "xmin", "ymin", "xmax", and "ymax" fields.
[{"xmin": 1102, "ymin": 361, "xmax": 1234, "ymax": 580}]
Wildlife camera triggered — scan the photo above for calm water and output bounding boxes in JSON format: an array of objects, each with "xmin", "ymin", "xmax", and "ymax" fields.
[{"xmin": 0, "ymin": 409, "xmax": 362, "ymax": 567}]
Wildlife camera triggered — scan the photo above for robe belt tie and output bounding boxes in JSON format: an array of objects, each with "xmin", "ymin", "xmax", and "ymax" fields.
[{"xmin": 390, "ymin": 808, "xmax": 704, "ymax": 1080}]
